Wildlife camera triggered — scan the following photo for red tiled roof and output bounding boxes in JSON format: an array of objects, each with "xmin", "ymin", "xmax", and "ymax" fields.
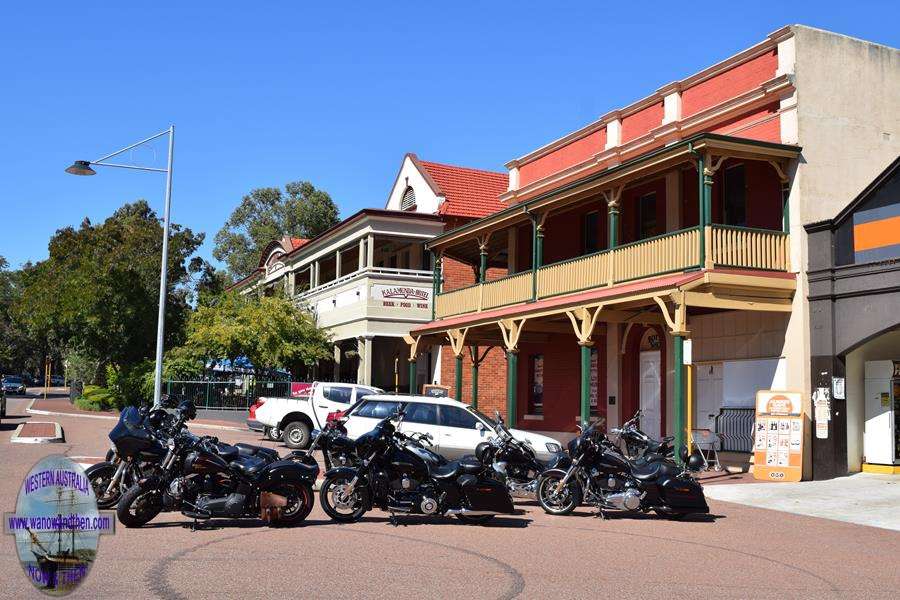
[
  {"xmin": 289, "ymin": 237, "xmax": 310, "ymax": 250},
  {"xmin": 417, "ymin": 159, "xmax": 508, "ymax": 219}
]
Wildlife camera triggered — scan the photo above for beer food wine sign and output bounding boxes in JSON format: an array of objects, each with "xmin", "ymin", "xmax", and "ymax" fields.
[{"xmin": 371, "ymin": 285, "xmax": 430, "ymax": 310}]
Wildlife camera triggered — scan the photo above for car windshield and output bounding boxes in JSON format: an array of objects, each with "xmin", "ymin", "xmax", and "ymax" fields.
[
  {"xmin": 465, "ymin": 407, "xmax": 497, "ymax": 428},
  {"xmin": 5, "ymin": 377, "xmax": 22, "ymax": 384}
]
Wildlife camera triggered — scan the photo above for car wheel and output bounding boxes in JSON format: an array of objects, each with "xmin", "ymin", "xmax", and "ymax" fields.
[
  {"xmin": 283, "ymin": 421, "xmax": 311, "ymax": 449},
  {"xmin": 266, "ymin": 426, "xmax": 283, "ymax": 442}
]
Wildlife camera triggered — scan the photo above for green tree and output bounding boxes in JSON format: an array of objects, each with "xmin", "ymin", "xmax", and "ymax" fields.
[
  {"xmin": 13, "ymin": 201, "xmax": 203, "ymax": 383},
  {"xmin": 213, "ymin": 181, "xmax": 340, "ymax": 280},
  {"xmin": 179, "ymin": 292, "xmax": 331, "ymax": 377}
]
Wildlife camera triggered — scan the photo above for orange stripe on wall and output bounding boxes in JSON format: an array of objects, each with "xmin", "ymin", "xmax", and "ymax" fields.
[{"xmin": 854, "ymin": 215, "xmax": 900, "ymax": 251}]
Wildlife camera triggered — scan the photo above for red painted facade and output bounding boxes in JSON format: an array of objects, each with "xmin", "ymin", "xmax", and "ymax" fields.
[
  {"xmin": 681, "ymin": 50, "xmax": 777, "ymax": 117},
  {"xmin": 621, "ymin": 101, "xmax": 664, "ymax": 143},
  {"xmin": 519, "ymin": 129, "xmax": 606, "ymax": 188}
]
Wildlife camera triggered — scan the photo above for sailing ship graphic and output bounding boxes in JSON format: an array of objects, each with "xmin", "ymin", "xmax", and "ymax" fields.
[{"xmin": 22, "ymin": 487, "xmax": 95, "ymax": 593}]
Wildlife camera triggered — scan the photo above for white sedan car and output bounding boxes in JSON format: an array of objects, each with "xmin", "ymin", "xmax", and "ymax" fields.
[{"xmin": 341, "ymin": 394, "xmax": 563, "ymax": 461}]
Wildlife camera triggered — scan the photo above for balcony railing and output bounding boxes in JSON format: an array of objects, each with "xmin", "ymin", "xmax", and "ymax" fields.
[{"xmin": 434, "ymin": 225, "xmax": 789, "ymax": 319}]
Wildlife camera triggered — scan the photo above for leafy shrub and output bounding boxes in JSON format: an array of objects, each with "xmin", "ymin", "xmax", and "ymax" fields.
[
  {"xmin": 106, "ymin": 361, "xmax": 154, "ymax": 409},
  {"xmin": 74, "ymin": 385, "xmax": 118, "ymax": 411}
]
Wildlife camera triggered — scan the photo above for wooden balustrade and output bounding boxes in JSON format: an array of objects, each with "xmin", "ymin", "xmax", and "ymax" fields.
[
  {"xmin": 538, "ymin": 251, "xmax": 609, "ymax": 297},
  {"xmin": 435, "ymin": 284, "xmax": 481, "ymax": 319},
  {"xmin": 482, "ymin": 272, "xmax": 532, "ymax": 310},
  {"xmin": 610, "ymin": 228, "xmax": 700, "ymax": 283},
  {"xmin": 708, "ymin": 225, "xmax": 790, "ymax": 271},
  {"xmin": 433, "ymin": 226, "xmax": 789, "ymax": 319}
]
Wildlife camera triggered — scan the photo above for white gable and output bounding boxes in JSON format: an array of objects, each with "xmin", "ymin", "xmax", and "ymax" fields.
[{"xmin": 384, "ymin": 155, "xmax": 444, "ymax": 215}]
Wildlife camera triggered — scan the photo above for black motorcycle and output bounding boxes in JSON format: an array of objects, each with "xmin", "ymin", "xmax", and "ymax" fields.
[
  {"xmin": 536, "ymin": 421, "xmax": 708, "ymax": 519},
  {"xmin": 116, "ymin": 400, "xmax": 318, "ymax": 528},
  {"xmin": 474, "ymin": 411, "xmax": 566, "ymax": 499},
  {"xmin": 86, "ymin": 401, "xmax": 186, "ymax": 508},
  {"xmin": 308, "ymin": 412, "xmax": 359, "ymax": 471},
  {"xmin": 610, "ymin": 409, "xmax": 675, "ymax": 461},
  {"xmin": 88, "ymin": 399, "xmax": 281, "ymax": 508},
  {"xmin": 318, "ymin": 409, "xmax": 516, "ymax": 525}
]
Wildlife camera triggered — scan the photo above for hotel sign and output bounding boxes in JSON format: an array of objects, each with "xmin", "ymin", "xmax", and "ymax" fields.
[{"xmin": 370, "ymin": 285, "xmax": 431, "ymax": 310}]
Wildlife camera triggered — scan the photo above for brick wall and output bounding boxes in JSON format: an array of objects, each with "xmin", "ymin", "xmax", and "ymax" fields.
[
  {"xmin": 621, "ymin": 102, "xmax": 664, "ymax": 143},
  {"xmin": 440, "ymin": 345, "xmax": 508, "ymax": 419},
  {"xmin": 682, "ymin": 49, "xmax": 778, "ymax": 117},
  {"xmin": 519, "ymin": 128, "xmax": 607, "ymax": 187}
]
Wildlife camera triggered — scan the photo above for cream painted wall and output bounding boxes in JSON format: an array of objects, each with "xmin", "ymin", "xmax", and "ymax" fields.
[
  {"xmin": 845, "ymin": 329, "xmax": 900, "ymax": 472},
  {"xmin": 689, "ymin": 311, "xmax": 789, "ymax": 363},
  {"xmin": 384, "ymin": 156, "xmax": 444, "ymax": 214},
  {"xmin": 793, "ymin": 25, "xmax": 900, "ymax": 225}
]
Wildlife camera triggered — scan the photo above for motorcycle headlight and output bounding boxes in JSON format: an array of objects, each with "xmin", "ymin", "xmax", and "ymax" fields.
[{"xmin": 546, "ymin": 442, "xmax": 562, "ymax": 453}]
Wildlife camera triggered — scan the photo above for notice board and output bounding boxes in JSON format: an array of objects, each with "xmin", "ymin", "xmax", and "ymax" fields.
[{"xmin": 753, "ymin": 391, "xmax": 804, "ymax": 482}]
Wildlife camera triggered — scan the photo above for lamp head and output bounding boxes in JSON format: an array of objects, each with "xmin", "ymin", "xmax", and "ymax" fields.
[{"xmin": 65, "ymin": 160, "xmax": 96, "ymax": 176}]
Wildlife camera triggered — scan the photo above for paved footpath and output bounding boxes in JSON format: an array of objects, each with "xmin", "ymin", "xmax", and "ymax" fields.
[{"xmin": 1, "ymin": 396, "xmax": 898, "ymax": 599}]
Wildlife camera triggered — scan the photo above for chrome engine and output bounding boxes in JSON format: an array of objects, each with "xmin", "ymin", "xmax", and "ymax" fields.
[
  {"xmin": 604, "ymin": 488, "xmax": 642, "ymax": 511},
  {"xmin": 419, "ymin": 497, "xmax": 438, "ymax": 514},
  {"xmin": 507, "ymin": 479, "xmax": 537, "ymax": 498}
]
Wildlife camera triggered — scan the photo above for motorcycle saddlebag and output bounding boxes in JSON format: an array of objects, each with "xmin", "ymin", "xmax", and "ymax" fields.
[
  {"xmin": 658, "ymin": 476, "xmax": 709, "ymax": 513},
  {"xmin": 259, "ymin": 459, "xmax": 319, "ymax": 487},
  {"xmin": 459, "ymin": 475, "xmax": 515, "ymax": 514}
]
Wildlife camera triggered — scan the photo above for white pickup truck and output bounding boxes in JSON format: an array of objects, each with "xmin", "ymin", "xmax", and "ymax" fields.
[{"xmin": 253, "ymin": 382, "xmax": 382, "ymax": 449}]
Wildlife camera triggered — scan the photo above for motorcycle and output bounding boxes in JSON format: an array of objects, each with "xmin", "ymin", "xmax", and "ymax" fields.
[
  {"xmin": 318, "ymin": 408, "xmax": 516, "ymax": 525},
  {"xmin": 536, "ymin": 421, "xmax": 708, "ymax": 519},
  {"xmin": 88, "ymin": 398, "xmax": 281, "ymax": 508},
  {"xmin": 308, "ymin": 411, "xmax": 359, "ymax": 471},
  {"xmin": 116, "ymin": 400, "xmax": 318, "ymax": 528},
  {"xmin": 86, "ymin": 399, "xmax": 186, "ymax": 508},
  {"xmin": 610, "ymin": 409, "xmax": 675, "ymax": 461},
  {"xmin": 473, "ymin": 411, "xmax": 567, "ymax": 499}
]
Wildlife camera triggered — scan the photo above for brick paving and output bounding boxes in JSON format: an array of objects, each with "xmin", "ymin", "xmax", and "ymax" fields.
[
  {"xmin": 2, "ymin": 395, "xmax": 898, "ymax": 599},
  {"xmin": 17, "ymin": 421, "xmax": 58, "ymax": 438}
]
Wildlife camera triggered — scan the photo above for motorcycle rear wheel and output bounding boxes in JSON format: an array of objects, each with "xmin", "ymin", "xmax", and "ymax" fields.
[
  {"xmin": 268, "ymin": 482, "xmax": 314, "ymax": 527},
  {"xmin": 117, "ymin": 484, "xmax": 163, "ymax": 528},
  {"xmin": 319, "ymin": 474, "xmax": 368, "ymax": 523},
  {"xmin": 86, "ymin": 462, "xmax": 121, "ymax": 509},
  {"xmin": 537, "ymin": 474, "xmax": 582, "ymax": 515}
]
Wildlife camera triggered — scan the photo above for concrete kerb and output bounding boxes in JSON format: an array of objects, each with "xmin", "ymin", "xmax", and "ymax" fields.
[
  {"xmin": 11, "ymin": 421, "xmax": 65, "ymax": 444},
  {"xmin": 25, "ymin": 398, "xmax": 243, "ymax": 432}
]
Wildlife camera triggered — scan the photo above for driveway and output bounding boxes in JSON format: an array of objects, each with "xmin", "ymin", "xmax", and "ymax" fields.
[{"xmin": 1, "ymin": 395, "xmax": 898, "ymax": 599}]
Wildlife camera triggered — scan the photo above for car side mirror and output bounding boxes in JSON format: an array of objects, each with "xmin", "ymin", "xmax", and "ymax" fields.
[{"xmin": 475, "ymin": 422, "xmax": 485, "ymax": 432}]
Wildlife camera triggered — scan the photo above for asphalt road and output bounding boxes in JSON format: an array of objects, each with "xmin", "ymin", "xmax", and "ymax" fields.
[{"xmin": 2, "ymin": 395, "xmax": 898, "ymax": 599}]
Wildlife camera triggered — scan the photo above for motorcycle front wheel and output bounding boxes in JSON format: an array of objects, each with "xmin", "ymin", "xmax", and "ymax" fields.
[
  {"xmin": 537, "ymin": 473, "xmax": 582, "ymax": 515},
  {"xmin": 319, "ymin": 474, "xmax": 368, "ymax": 523},
  {"xmin": 117, "ymin": 483, "xmax": 163, "ymax": 528},
  {"xmin": 86, "ymin": 462, "xmax": 122, "ymax": 509}
]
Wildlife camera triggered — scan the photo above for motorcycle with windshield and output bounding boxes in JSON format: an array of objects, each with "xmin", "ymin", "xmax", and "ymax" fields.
[
  {"xmin": 116, "ymin": 401, "xmax": 318, "ymax": 527},
  {"xmin": 473, "ymin": 410, "xmax": 567, "ymax": 499},
  {"xmin": 87, "ymin": 397, "xmax": 280, "ymax": 508},
  {"xmin": 536, "ymin": 421, "xmax": 708, "ymax": 519},
  {"xmin": 319, "ymin": 408, "xmax": 516, "ymax": 525}
]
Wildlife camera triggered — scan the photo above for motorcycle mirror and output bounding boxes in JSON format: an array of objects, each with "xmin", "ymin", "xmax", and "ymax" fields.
[{"xmin": 475, "ymin": 422, "xmax": 485, "ymax": 432}]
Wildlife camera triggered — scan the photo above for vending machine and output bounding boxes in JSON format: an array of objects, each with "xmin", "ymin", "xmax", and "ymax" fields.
[{"xmin": 864, "ymin": 361, "xmax": 900, "ymax": 465}]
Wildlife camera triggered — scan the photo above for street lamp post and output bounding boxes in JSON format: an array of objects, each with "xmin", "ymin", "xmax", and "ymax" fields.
[{"xmin": 66, "ymin": 126, "xmax": 175, "ymax": 408}]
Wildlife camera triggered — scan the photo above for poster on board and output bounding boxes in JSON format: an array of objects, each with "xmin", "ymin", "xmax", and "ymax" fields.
[{"xmin": 753, "ymin": 391, "xmax": 804, "ymax": 482}]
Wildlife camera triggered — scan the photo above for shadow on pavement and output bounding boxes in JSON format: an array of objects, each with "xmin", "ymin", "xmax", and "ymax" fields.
[{"xmin": 137, "ymin": 513, "xmax": 532, "ymax": 531}]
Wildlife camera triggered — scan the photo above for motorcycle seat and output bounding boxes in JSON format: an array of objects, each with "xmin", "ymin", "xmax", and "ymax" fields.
[
  {"xmin": 234, "ymin": 443, "xmax": 279, "ymax": 461},
  {"xmin": 213, "ymin": 443, "xmax": 240, "ymax": 462},
  {"xmin": 230, "ymin": 455, "xmax": 268, "ymax": 477},
  {"xmin": 431, "ymin": 458, "xmax": 482, "ymax": 480},
  {"xmin": 631, "ymin": 460, "xmax": 678, "ymax": 481}
]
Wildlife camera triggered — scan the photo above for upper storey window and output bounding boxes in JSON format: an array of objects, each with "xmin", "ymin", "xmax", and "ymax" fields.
[{"xmin": 401, "ymin": 186, "xmax": 416, "ymax": 210}]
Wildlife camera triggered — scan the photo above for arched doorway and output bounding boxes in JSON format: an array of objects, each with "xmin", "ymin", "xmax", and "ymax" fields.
[{"xmin": 621, "ymin": 324, "xmax": 667, "ymax": 438}]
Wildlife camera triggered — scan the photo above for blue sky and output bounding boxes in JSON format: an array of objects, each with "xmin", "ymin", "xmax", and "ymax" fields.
[{"xmin": 2, "ymin": 2, "xmax": 897, "ymax": 271}]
